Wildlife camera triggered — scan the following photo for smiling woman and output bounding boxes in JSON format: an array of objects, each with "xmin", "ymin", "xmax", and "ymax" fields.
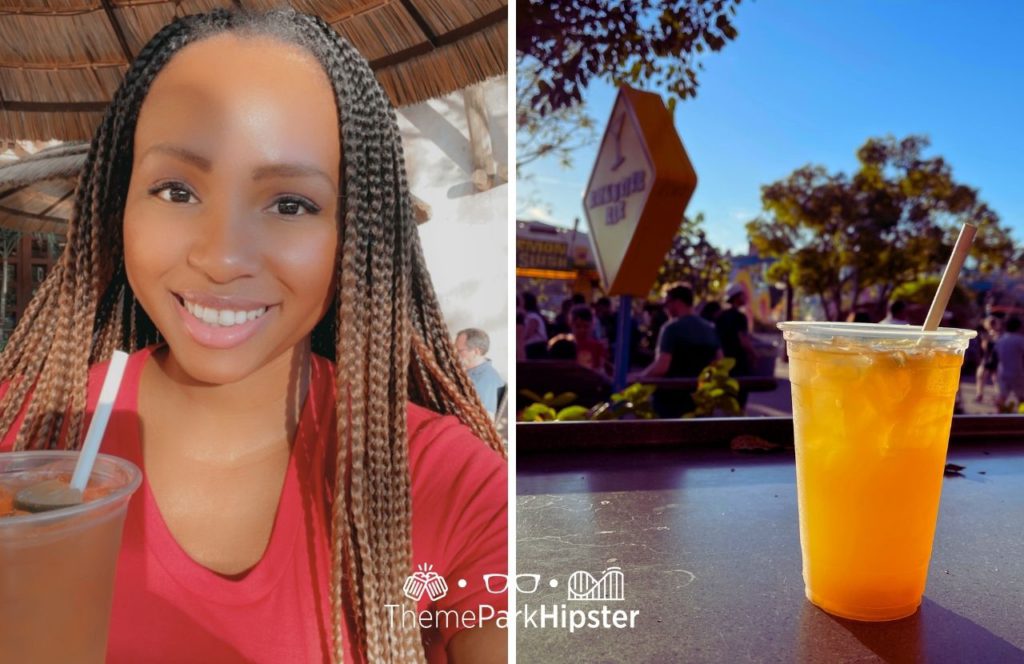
[
  {"xmin": 123, "ymin": 34, "xmax": 340, "ymax": 384},
  {"xmin": 0, "ymin": 8, "xmax": 506, "ymax": 664}
]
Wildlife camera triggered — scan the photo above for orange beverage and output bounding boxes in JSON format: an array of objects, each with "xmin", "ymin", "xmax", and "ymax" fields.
[
  {"xmin": 779, "ymin": 322, "xmax": 975, "ymax": 621},
  {"xmin": 0, "ymin": 451, "xmax": 141, "ymax": 664}
]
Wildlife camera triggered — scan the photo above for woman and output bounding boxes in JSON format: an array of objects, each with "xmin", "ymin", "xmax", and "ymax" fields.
[
  {"xmin": 0, "ymin": 8, "xmax": 506, "ymax": 663},
  {"xmin": 519, "ymin": 291, "xmax": 548, "ymax": 359}
]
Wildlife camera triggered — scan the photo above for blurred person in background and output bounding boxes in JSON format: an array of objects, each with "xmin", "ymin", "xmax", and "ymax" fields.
[
  {"xmin": 995, "ymin": 317, "xmax": 1024, "ymax": 410},
  {"xmin": 455, "ymin": 328, "xmax": 504, "ymax": 417},
  {"xmin": 700, "ymin": 300, "xmax": 722, "ymax": 324},
  {"xmin": 550, "ymin": 298, "xmax": 574, "ymax": 337},
  {"xmin": 881, "ymin": 300, "xmax": 910, "ymax": 325},
  {"xmin": 636, "ymin": 284, "xmax": 721, "ymax": 417},
  {"xmin": 716, "ymin": 285, "xmax": 757, "ymax": 408},
  {"xmin": 570, "ymin": 305, "xmax": 608, "ymax": 374},
  {"xmin": 976, "ymin": 316, "xmax": 1002, "ymax": 402},
  {"xmin": 846, "ymin": 311, "xmax": 871, "ymax": 323},
  {"xmin": 520, "ymin": 291, "xmax": 549, "ymax": 359}
]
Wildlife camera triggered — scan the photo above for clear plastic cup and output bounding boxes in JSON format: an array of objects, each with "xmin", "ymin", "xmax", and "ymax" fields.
[
  {"xmin": 778, "ymin": 322, "xmax": 975, "ymax": 621},
  {"xmin": 0, "ymin": 451, "xmax": 142, "ymax": 663}
]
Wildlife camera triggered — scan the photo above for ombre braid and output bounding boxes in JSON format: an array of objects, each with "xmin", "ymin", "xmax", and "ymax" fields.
[{"xmin": 0, "ymin": 8, "xmax": 504, "ymax": 663}]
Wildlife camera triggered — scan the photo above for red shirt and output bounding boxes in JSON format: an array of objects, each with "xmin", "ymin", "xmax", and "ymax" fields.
[{"xmin": 1, "ymin": 346, "xmax": 507, "ymax": 663}]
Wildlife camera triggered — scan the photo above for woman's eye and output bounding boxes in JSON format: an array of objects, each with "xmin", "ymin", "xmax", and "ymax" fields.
[
  {"xmin": 272, "ymin": 197, "xmax": 320, "ymax": 216},
  {"xmin": 151, "ymin": 183, "xmax": 197, "ymax": 204}
]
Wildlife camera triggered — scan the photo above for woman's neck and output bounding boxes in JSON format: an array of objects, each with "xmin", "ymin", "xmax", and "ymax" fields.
[{"xmin": 144, "ymin": 342, "xmax": 311, "ymax": 462}]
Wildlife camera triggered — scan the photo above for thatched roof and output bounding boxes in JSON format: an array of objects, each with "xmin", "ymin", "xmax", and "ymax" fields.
[
  {"xmin": 0, "ymin": 0, "xmax": 507, "ymax": 141},
  {"xmin": 0, "ymin": 142, "xmax": 83, "ymax": 233}
]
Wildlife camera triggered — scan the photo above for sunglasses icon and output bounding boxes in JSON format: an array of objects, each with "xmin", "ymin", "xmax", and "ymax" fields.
[{"xmin": 483, "ymin": 574, "xmax": 541, "ymax": 594}]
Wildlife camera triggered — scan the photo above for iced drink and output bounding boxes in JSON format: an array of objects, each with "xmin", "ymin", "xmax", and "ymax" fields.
[
  {"xmin": 0, "ymin": 451, "xmax": 141, "ymax": 663},
  {"xmin": 779, "ymin": 322, "xmax": 975, "ymax": 621}
]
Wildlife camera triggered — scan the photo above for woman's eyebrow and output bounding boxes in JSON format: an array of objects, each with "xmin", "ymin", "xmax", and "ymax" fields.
[
  {"xmin": 139, "ymin": 143, "xmax": 336, "ymax": 194},
  {"xmin": 142, "ymin": 143, "xmax": 211, "ymax": 170},
  {"xmin": 252, "ymin": 163, "xmax": 337, "ymax": 194}
]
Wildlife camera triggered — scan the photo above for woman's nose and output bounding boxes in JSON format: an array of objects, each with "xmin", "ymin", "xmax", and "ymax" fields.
[{"xmin": 186, "ymin": 202, "xmax": 260, "ymax": 283}]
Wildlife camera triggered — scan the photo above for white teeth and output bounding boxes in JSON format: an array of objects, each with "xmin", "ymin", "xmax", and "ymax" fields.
[{"xmin": 182, "ymin": 299, "xmax": 268, "ymax": 327}]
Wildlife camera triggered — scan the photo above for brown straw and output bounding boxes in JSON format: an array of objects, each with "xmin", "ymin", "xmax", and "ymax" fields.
[{"xmin": 922, "ymin": 223, "xmax": 977, "ymax": 331}]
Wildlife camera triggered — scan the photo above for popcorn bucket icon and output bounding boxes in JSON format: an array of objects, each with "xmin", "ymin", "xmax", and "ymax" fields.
[{"xmin": 404, "ymin": 564, "xmax": 448, "ymax": 601}]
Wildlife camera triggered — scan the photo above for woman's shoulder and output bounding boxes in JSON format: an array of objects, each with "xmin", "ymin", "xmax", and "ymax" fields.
[
  {"xmin": 406, "ymin": 403, "xmax": 504, "ymax": 466},
  {"xmin": 308, "ymin": 352, "xmax": 505, "ymax": 477},
  {"xmin": 405, "ymin": 403, "xmax": 506, "ymax": 501}
]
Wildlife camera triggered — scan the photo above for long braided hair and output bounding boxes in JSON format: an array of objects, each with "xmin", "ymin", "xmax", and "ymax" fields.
[{"xmin": 0, "ymin": 8, "xmax": 504, "ymax": 663}]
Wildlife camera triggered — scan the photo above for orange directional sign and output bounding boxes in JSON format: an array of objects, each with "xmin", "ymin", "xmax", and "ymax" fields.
[{"xmin": 583, "ymin": 86, "xmax": 698, "ymax": 296}]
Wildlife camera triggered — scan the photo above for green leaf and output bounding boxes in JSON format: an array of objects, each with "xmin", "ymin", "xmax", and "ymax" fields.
[
  {"xmin": 519, "ymin": 389, "xmax": 543, "ymax": 403},
  {"xmin": 555, "ymin": 405, "xmax": 590, "ymax": 421},
  {"xmin": 548, "ymin": 392, "xmax": 578, "ymax": 408},
  {"xmin": 521, "ymin": 403, "xmax": 556, "ymax": 422}
]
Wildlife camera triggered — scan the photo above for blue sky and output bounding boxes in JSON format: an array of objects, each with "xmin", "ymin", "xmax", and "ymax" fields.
[{"xmin": 518, "ymin": 0, "xmax": 1024, "ymax": 254}]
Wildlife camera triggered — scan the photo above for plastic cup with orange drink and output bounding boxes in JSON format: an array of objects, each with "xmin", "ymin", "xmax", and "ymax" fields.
[
  {"xmin": 0, "ymin": 452, "xmax": 141, "ymax": 663},
  {"xmin": 780, "ymin": 223, "xmax": 979, "ymax": 621},
  {"xmin": 779, "ymin": 321, "xmax": 975, "ymax": 620},
  {"xmin": 0, "ymin": 350, "xmax": 136, "ymax": 662}
]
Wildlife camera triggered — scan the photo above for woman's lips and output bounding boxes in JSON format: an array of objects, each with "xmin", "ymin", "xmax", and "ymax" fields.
[{"xmin": 172, "ymin": 292, "xmax": 274, "ymax": 350}]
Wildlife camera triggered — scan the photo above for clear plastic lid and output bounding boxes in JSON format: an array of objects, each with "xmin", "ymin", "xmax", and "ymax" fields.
[
  {"xmin": 0, "ymin": 451, "xmax": 141, "ymax": 528},
  {"xmin": 777, "ymin": 321, "xmax": 976, "ymax": 352}
]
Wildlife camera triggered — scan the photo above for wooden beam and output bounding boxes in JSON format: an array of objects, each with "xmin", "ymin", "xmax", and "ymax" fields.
[
  {"xmin": 464, "ymin": 85, "xmax": 495, "ymax": 192},
  {"xmin": 0, "ymin": 101, "xmax": 109, "ymax": 113},
  {"xmin": 0, "ymin": 0, "xmax": 168, "ymax": 16},
  {"xmin": 100, "ymin": 0, "xmax": 135, "ymax": 64},
  {"xmin": 368, "ymin": 7, "xmax": 505, "ymax": 70},
  {"xmin": 368, "ymin": 42, "xmax": 433, "ymax": 71},
  {"xmin": 398, "ymin": 0, "xmax": 439, "ymax": 47},
  {"xmin": 0, "ymin": 204, "xmax": 67, "ymax": 224},
  {"xmin": 0, "ymin": 61, "xmax": 124, "ymax": 71},
  {"xmin": 434, "ymin": 7, "xmax": 506, "ymax": 47},
  {"xmin": 36, "ymin": 188, "xmax": 76, "ymax": 218},
  {"xmin": 0, "ymin": 184, "xmax": 31, "ymax": 201}
]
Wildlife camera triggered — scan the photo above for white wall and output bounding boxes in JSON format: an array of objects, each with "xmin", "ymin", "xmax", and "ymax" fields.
[{"xmin": 397, "ymin": 76, "xmax": 509, "ymax": 381}]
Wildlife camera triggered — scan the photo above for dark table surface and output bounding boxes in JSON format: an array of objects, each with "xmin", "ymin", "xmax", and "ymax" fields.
[{"xmin": 516, "ymin": 443, "xmax": 1024, "ymax": 663}]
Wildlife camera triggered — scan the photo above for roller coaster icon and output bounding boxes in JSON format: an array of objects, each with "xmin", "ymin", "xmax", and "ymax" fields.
[{"xmin": 567, "ymin": 567, "xmax": 624, "ymax": 601}]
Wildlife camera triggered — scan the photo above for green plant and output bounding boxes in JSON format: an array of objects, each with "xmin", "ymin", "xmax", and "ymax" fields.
[
  {"xmin": 518, "ymin": 390, "xmax": 589, "ymax": 422},
  {"xmin": 995, "ymin": 398, "xmax": 1024, "ymax": 415},
  {"xmin": 684, "ymin": 358, "xmax": 742, "ymax": 418}
]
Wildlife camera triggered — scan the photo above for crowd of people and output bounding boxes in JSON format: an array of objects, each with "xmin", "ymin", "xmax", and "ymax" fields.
[
  {"xmin": 517, "ymin": 284, "xmax": 1024, "ymax": 415},
  {"xmin": 975, "ymin": 315, "xmax": 1024, "ymax": 410},
  {"xmin": 516, "ymin": 284, "xmax": 759, "ymax": 416}
]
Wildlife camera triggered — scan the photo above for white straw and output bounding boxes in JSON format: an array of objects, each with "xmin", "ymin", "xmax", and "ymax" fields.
[
  {"xmin": 922, "ymin": 224, "xmax": 977, "ymax": 332},
  {"xmin": 69, "ymin": 350, "xmax": 129, "ymax": 492}
]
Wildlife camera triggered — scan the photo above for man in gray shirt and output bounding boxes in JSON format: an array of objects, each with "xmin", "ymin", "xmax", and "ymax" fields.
[
  {"xmin": 635, "ymin": 284, "xmax": 722, "ymax": 417},
  {"xmin": 455, "ymin": 328, "xmax": 505, "ymax": 416},
  {"xmin": 995, "ymin": 316, "xmax": 1024, "ymax": 409}
]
